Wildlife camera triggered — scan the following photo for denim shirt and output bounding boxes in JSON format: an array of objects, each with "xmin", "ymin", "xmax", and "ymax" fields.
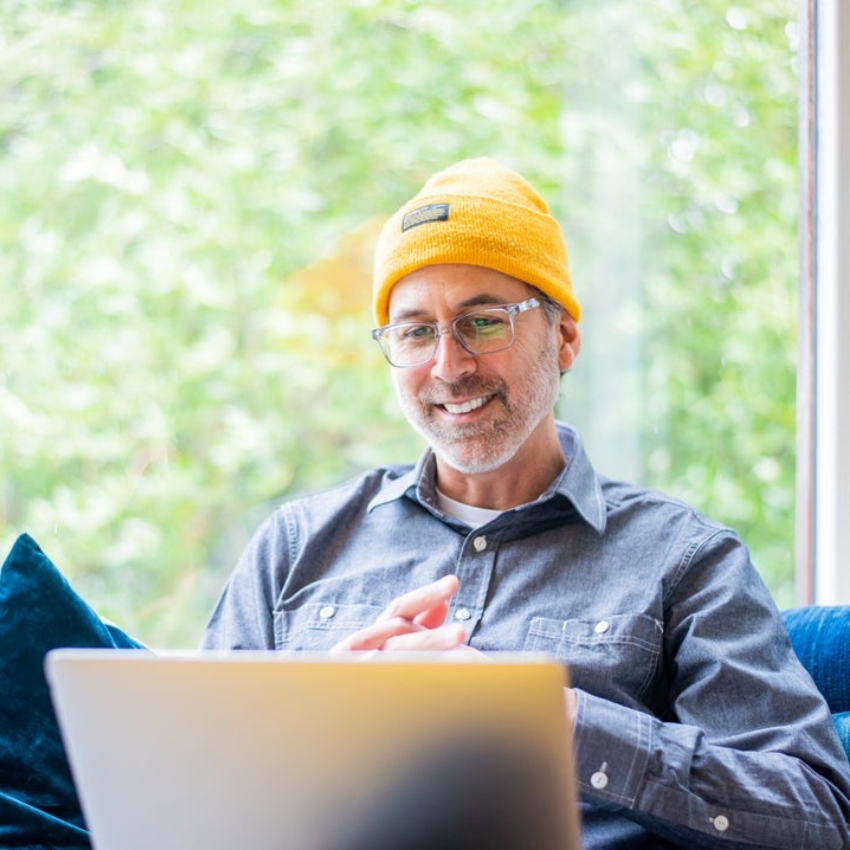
[{"xmin": 202, "ymin": 422, "xmax": 850, "ymax": 850}]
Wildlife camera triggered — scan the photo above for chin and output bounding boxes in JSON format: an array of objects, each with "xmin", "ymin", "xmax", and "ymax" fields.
[{"xmin": 435, "ymin": 440, "xmax": 520, "ymax": 476}]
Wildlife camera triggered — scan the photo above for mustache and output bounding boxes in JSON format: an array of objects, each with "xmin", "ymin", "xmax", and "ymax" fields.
[{"xmin": 418, "ymin": 376, "xmax": 507, "ymax": 406}]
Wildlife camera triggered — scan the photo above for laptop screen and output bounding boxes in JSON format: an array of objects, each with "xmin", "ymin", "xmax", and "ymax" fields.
[{"xmin": 46, "ymin": 650, "xmax": 580, "ymax": 850}]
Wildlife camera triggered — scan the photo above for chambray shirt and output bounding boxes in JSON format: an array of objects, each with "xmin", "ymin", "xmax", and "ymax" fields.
[{"xmin": 202, "ymin": 422, "xmax": 850, "ymax": 850}]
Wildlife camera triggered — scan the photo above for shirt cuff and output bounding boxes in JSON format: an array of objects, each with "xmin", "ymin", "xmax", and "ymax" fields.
[{"xmin": 572, "ymin": 688, "xmax": 653, "ymax": 806}]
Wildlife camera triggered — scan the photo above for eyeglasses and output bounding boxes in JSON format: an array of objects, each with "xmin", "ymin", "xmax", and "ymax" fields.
[{"xmin": 371, "ymin": 298, "xmax": 540, "ymax": 368}]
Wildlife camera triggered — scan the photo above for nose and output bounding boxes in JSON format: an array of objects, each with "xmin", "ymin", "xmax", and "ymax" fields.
[{"xmin": 430, "ymin": 328, "xmax": 477, "ymax": 383}]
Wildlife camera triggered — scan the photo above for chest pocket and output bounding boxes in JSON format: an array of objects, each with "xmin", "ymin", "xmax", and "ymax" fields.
[
  {"xmin": 274, "ymin": 602, "xmax": 384, "ymax": 651},
  {"xmin": 523, "ymin": 613, "xmax": 662, "ymax": 707}
]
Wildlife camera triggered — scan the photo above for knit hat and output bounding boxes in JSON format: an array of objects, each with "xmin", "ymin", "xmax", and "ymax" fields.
[{"xmin": 372, "ymin": 158, "xmax": 580, "ymax": 325}]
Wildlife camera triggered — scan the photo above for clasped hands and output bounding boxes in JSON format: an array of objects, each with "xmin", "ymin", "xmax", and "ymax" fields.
[
  {"xmin": 330, "ymin": 573, "xmax": 577, "ymax": 726},
  {"xmin": 331, "ymin": 574, "xmax": 473, "ymax": 654}
]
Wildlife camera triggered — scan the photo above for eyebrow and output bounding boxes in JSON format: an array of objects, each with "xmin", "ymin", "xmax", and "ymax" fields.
[{"xmin": 389, "ymin": 293, "xmax": 510, "ymax": 324}]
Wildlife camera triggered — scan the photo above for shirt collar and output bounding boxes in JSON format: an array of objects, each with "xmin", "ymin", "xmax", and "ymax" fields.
[
  {"xmin": 550, "ymin": 422, "xmax": 607, "ymax": 532},
  {"xmin": 367, "ymin": 421, "xmax": 607, "ymax": 533}
]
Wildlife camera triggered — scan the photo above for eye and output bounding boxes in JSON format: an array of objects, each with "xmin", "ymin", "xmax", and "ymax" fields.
[
  {"xmin": 457, "ymin": 312, "xmax": 508, "ymax": 335},
  {"xmin": 398, "ymin": 324, "xmax": 436, "ymax": 344}
]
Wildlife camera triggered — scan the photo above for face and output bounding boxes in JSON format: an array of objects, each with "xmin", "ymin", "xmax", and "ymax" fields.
[{"xmin": 386, "ymin": 264, "xmax": 578, "ymax": 476}]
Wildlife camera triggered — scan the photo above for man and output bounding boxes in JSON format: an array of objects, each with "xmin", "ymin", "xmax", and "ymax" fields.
[{"xmin": 202, "ymin": 158, "xmax": 850, "ymax": 848}]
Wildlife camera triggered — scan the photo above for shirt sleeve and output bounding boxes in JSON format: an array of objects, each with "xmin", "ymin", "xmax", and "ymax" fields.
[
  {"xmin": 571, "ymin": 531, "xmax": 850, "ymax": 850},
  {"xmin": 200, "ymin": 512, "xmax": 286, "ymax": 649}
]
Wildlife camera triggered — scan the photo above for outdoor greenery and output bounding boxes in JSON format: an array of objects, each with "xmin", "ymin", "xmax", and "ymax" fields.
[{"xmin": 1, "ymin": 0, "xmax": 800, "ymax": 647}]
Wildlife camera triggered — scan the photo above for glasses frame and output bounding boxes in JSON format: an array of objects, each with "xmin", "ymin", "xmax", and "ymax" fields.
[{"xmin": 371, "ymin": 297, "xmax": 541, "ymax": 368}]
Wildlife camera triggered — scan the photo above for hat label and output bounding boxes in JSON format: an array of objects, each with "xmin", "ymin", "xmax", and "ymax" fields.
[{"xmin": 402, "ymin": 203, "xmax": 450, "ymax": 232}]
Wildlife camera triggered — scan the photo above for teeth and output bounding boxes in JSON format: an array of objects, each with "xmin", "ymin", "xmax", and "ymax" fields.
[{"xmin": 443, "ymin": 396, "xmax": 488, "ymax": 415}]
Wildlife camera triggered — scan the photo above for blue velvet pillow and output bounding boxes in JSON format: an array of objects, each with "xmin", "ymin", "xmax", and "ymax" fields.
[
  {"xmin": 781, "ymin": 605, "xmax": 850, "ymax": 713},
  {"xmin": 781, "ymin": 605, "xmax": 850, "ymax": 761},
  {"xmin": 0, "ymin": 534, "xmax": 145, "ymax": 849}
]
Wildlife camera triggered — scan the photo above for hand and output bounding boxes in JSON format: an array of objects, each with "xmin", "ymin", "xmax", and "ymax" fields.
[
  {"xmin": 564, "ymin": 687, "xmax": 577, "ymax": 731},
  {"xmin": 331, "ymin": 575, "xmax": 468, "ymax": 653}
]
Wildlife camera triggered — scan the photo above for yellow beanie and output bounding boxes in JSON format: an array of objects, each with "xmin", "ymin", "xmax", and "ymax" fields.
[{"xmin": 372, "ymin": 157, "xmax": 580, "ymax": 325}]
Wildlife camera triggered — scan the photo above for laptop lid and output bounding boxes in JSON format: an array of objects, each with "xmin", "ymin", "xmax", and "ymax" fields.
[{"xmin": 46, "ymin": 650, "xmax": 579, "ymax": 850}]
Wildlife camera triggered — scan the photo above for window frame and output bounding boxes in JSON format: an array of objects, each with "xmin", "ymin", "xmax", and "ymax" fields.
[{"xmin": 798, "ymin": 0, "xmax": 850, "ymax": 604}]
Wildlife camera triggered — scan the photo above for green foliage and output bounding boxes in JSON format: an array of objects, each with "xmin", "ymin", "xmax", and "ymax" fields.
[{"xmin": 1, "ymin": 0, "xmax": 800, "ymax": 646}]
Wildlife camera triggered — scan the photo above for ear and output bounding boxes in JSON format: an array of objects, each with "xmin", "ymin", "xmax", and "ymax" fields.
[{"xmin": 556, "ymin": 312, "xmax": 581, "ymax": 372}]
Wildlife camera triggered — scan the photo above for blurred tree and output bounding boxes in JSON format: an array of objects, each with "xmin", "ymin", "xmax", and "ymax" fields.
[{"xmin": 0, "ymin": 0, "xmax": 799, "ymax": 646}]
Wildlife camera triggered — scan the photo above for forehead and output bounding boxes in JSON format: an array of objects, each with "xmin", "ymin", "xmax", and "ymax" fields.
[{"xmin": 387, "ymin": 264, "xmax": 533, "ymax": 321}]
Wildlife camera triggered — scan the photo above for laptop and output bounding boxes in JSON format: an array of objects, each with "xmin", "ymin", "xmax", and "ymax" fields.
[{"xmin": 46, "ymin": 650, "xmax": 580, "ymax": 850}]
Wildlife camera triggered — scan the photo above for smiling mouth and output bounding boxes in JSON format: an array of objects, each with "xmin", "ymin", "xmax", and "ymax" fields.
[{"xmin": 441, "ymin": 395, "xmax": 491, "ymax": 415}]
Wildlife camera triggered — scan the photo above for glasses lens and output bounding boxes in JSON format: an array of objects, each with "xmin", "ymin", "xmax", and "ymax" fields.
[
  {"xmin": 382, "ymin": 323, "xmax": 437, "ymax": 366},
  {"xmin": 453, "ymin": 308, "xmax": 514, "ymax": 354},
  {"xmin": 375, "ymin": 306, "xmax": 520, "ymax": 367}
]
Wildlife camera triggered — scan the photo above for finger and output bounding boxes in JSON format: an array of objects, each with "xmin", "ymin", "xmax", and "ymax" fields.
[
  {"xmin": 381, "ymin": 623, "xmax": 467, "ymax": 652},
  {"xmin": 330, "ymin": 617, "xmax": 421, "ymax": 653},
  {"xmin": 564, "ymin": 687, "xmax": 577, "ymax": 732},
  {"xmin": 413, "ymin": 599, "xmax": 450, "ymax": 631},
  {"xmin": 377, "ymin": 575, "xmax": 459, "ymax": 624}
]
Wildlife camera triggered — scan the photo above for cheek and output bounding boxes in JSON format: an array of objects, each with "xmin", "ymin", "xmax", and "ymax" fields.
[
  {"xmin": 392, "ymin": 369, "xmax": 422, "ymax": 402},
  {"xmin": 506, "ymin": 337, "xmax": 548, "ymax": 373}
]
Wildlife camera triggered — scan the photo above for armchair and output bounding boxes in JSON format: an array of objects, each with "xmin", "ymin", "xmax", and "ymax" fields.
[{"xmin": 781, "ymin": 605, "xmax": 850, "ymax": 761}]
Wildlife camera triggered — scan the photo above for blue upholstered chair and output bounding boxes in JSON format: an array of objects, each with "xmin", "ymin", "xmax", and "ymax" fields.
[{"xmin": 781, "ymin": 605, "xmax": 850, "ymax": 762}]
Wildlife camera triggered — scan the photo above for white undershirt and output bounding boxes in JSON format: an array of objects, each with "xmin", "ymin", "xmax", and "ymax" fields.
[{"xmin": 436, "ymin": 488, "xmax": 504, "ymax": 527}]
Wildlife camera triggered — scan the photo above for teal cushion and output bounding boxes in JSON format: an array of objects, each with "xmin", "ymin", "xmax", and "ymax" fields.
[
  {"xmin": 781, "ymin": 605, "xmax": 850, "ymax": 713},
  {"xmin": 0, "ymin": 534, "xmax": 145, "ymax": 849},
  {"xmin": 781, "ymin": 606, "xmax": 850, "ymax": 763}
]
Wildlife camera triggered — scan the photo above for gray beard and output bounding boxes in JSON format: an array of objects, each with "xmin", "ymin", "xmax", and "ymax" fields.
[{"xmin": 396, "ymin": 364, "xmax": 561, "ymax": 476}]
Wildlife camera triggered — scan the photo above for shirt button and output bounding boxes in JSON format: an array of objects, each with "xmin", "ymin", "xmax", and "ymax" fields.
[
  {"xmin": 712, "ymin": 815, "xmax": 729, "ymax": 833},
  {"xmin": 319, "ymin": 605, "xmax": 335, "ymax": 620},
  {"xmin": 594, "ymin": 620, "xmax": 610, "ymax": 634},
  {"xmin": 590, "ymin": 771, "xmax": 609, "ymax": 790},
  {"xmin": 473, "ymin": 535, "xmax": 487, "ymax": 552},
  {"xmin": 454, "ymin": 608, "xmax": 471, "ymax": 621}
]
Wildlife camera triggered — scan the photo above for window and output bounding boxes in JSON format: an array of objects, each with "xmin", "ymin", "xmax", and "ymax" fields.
[{"xmin": 0, "ymin": 0, "xmax": 807, "ymax": 646}]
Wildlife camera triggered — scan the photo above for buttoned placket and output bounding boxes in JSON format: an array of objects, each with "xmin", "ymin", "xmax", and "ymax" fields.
[{"xmin": 450, "ymin": 530, "xmax": 497, "ymax": 638}]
